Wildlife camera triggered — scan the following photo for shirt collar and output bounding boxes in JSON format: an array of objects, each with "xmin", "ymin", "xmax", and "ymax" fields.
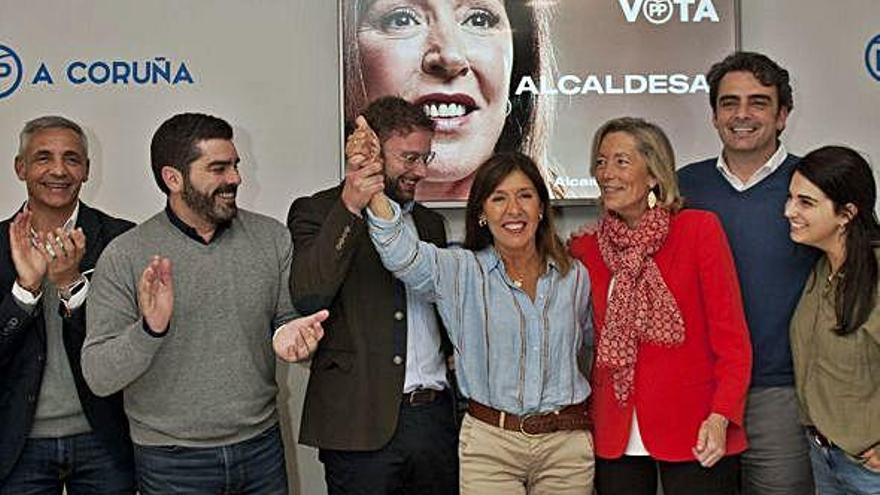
[
  {"xmin": 164, "ymin": 203, "xmax": 230, "ymax": 245},
  {"xmin": 481, "ymin": 246, "xmax": 559, "ymax": 274},
  {"xmin": 23, "ymin": 200, "xmax": 80, "ymax": 233},
  {"xmin": 716, "ymin": 143, "xmax": 788, "ymax": 191}
]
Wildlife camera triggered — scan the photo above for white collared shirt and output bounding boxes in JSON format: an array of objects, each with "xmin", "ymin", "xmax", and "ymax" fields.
[
  {"xmin": 399, "ymin": 201, "xmax": 449, "ymax": 393},
  {"xmin": 716, "ymin": 144, "xmax": 788, "ymax": 192}
]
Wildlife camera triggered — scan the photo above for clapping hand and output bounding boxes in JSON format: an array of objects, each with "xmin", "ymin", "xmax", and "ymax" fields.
[
  {"xmin": 9, "ymin": 210, "xmax": 87, "ymax": 291},
  {"xmin": 9, "ymin": 210, "xmax": 48, "ymax": 292},
  {"xmin": 138, "ymin": 256, "xmax": 174, "ymax": 334},
  {"xmin": 43, "ymin": 226, "xmax": 87, "ymax": 288}
]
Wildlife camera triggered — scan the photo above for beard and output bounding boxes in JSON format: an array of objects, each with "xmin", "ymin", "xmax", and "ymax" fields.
[
  {"xmin": 384, "ymin": 173, "xmax": 416, "ymax": 204},
  {"xmin": 181, "ymin": 175, "xmax": 238, "ymax": 225}
]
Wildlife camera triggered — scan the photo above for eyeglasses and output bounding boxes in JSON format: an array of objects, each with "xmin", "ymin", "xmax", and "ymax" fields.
[{"xmin": 389, "ymin": 150, "xmax": 436, "ymax": 168}]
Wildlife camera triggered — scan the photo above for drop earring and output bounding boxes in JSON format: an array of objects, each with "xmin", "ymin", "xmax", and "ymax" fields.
[{"xmin": 647, "ymin": 190, "xmax": 658, "ymax": 209}]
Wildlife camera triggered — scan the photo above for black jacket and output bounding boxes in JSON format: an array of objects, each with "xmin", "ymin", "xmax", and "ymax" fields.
[{"xmin": 0, "ymin": 203, "xmax": 134, "ymax": 480}]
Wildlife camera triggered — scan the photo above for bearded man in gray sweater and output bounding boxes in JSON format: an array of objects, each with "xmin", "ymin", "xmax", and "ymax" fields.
[{"xmin": 82, "ymin": 112, "xmax": 327, "ymax": 495}]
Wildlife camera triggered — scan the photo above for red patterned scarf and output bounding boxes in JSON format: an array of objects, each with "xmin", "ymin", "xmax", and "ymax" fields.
[{"xmin": 596, "ymin": 207, "xmax": 685, "ymax": 405}]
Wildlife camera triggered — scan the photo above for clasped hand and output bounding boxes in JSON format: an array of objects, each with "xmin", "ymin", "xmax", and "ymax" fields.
[
  {"xmin": 693, "ymin": 412, "xmax": 729, "ymax": 468},
  {"xmin": 341, "ymin": 116, "xmax": 385, "ymax": 216}
]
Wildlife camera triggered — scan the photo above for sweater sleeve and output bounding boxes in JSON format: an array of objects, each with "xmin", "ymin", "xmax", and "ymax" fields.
[
  {"xmin": 272, "ymin": 224, "xmax": 300, "ymax": 331},
  {"xmin": 696, "ymin": 213, "xmax": 753, "ymax": 425},
  {"xmin": 82, "ymin": 242, "xmax": 165, "ymax": 397}
]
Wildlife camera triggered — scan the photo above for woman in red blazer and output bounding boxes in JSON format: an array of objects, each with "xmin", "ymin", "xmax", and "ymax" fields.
[{"xmin": 570, "ymin": 117, "xmax": 752, "ymax": 495}]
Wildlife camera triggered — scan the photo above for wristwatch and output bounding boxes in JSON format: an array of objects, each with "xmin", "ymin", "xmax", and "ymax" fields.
[{"xmin": 58, "ymin": 274, "xmax": 87, "ymax": 302}]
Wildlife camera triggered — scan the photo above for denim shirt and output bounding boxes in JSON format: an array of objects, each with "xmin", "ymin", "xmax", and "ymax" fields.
[{"xmin": 368, "ymin": 201, "xmax": 593, "ymax": 415}]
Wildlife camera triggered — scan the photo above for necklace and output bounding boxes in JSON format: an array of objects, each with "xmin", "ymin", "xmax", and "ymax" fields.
[{"xmin": 504, "ymin": 255, "xmax": 540, "ymax": 289}]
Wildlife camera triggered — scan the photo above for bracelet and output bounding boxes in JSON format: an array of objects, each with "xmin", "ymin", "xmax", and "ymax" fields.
[
  {"xmin": 58, "ymin": 274, "xmax": 87, "ymax": 302},
  {"xmin": 17, "ymin": 280, "xmax": 42, "ymax": 297}
]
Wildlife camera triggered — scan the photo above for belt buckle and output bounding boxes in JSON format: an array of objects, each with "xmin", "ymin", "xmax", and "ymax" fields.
[
  {"xmin": 519, "ymin": 412, "xmax": 549, "ymax": 437},
  {"xmin": 808, "ymin": 427, "xmax": 831, "ymax": 449},
  {"xmin": 407, "ymin": 388, "xmax": 436, "ymax": 406}
]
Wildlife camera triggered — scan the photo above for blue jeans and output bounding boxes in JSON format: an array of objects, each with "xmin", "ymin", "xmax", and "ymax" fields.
[
  {"xmin": 807, "ymin": 431, "xmax": 880, "ymax": 495},
  {"xmin": 133, "ymin": 424, "xmax": 288, "ymax": 495},
  {"xmin": 0, "ymin": 431, "xmax": 135, "ymax": 495}
]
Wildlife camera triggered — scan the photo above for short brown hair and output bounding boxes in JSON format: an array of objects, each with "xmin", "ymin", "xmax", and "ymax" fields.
[
  {"xmin": 707, "ymin": 51, "xmax": 793, "ymax": 116},
  {"xmin": 360, "ymin": 96, "xmax": 434, "ymax": 143}
]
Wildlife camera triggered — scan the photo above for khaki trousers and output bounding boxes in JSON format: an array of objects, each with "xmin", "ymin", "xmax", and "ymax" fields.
[{"xmin": 459, "ymin": 413, "xmax": 595, "ymax": 495}]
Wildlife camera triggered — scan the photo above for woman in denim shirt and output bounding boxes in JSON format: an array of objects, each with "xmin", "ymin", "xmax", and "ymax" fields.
[{"xmin": 366, "ymin": 150, "xmax": 594, "ymax": 495}]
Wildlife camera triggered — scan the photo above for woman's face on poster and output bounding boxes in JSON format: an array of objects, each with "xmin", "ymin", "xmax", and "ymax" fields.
[{"xmin": 357, "ymin": 0, "xmax": 514, "ymax": 193}]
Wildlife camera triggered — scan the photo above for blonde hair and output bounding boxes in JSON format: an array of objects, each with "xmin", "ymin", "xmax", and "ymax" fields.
[{"xmin": 590, "ymin": 117, "xmax": 683, "ymax": 212}]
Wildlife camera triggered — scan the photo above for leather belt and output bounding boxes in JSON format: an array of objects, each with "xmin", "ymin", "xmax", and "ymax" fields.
[
  {"xmin": 402, "ymin": 388, "xmax": 445, "ymax": 406},
  {"xmin": 468, "ymin": 400, "xmax": 590, "ymax": 435},
  {"xmin": 806, "ymin": 425, "xmax": 834, "ymax": 449}
]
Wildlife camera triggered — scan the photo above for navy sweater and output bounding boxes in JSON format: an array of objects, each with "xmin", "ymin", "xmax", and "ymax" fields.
[{"xmin": 678, "ymin": 155, "xmax": 819, "ymax": 387}]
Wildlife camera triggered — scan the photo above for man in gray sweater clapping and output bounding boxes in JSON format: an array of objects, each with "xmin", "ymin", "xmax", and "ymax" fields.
[{"xmin": 82, "ymin": 112, "xmax": 326, "ymax": 495}]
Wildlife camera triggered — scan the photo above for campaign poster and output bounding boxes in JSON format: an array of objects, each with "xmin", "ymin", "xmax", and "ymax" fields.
[{"xmin": 340, "ymin": 0, "xmax": 739, "ymax": 204}]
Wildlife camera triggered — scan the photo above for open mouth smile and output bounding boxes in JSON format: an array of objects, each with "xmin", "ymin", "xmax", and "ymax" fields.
[{"xmin": 415, "ymin": 93, "xmax": 479, "ymax": 130}]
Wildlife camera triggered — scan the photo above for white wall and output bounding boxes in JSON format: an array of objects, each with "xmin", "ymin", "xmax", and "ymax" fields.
[
  {"xmin": 1, "ymin": 1, "xmax": 878, "ymax": 493},
  {"xmin": 741, "ymin": 0, "xmax": 879, "ymax": 171}
]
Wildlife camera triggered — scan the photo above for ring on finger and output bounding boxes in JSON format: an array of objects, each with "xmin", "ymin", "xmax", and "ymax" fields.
[{"xmin": 55, "ymin": 235, "xmax": 68, "ymax": 256}]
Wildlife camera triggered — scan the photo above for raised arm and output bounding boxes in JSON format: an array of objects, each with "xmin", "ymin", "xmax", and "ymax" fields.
[
  {"xmin": 366, "ymin": 196, "xmax": 448, "ymax": 300},
  {"xmin": 288, "ymin": 192, "xmax": 369, "ymax": 314},
  {"xmin": 288, "ymin": 117, "xmax": 385, "ymax": 314},
  {"xmin": 367, "ymin": 196, "xmax": 481, "ymax": 349}
]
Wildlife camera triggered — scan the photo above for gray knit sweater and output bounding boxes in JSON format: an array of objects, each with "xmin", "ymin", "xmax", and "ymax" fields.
[{"xmin": 83, "ymin": 209, "xmax": 299, "ymax": 447}]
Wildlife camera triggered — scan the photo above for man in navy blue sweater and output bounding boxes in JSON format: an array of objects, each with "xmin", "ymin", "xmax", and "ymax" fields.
[{"xmin": 678, "ymin": 52, "xmax": 819, "ymax": 495}]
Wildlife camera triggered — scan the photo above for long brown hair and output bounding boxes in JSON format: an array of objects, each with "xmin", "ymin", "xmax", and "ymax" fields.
[
  {"xmin": 796, "ymin": 146, "xmax": 880, "ymax": 335},
  {"xmin": 463, "ymin": 152, "xmax": 571, "ymax": 275}
]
